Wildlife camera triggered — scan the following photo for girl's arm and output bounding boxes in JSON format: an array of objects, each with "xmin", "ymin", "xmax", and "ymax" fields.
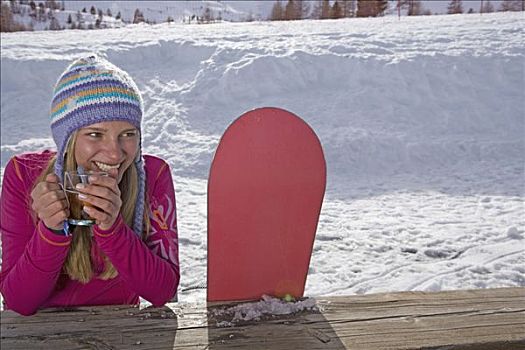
[
  {"xmin": 92, "ymin": 159, "xmax": 179, "ymax": 306},
  {"xmin": 0, "ymin": 157, "xmax": 72, "ymax": 315}
]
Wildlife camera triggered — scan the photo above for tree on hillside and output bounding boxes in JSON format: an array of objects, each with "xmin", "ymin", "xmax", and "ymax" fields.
[
  {"xmin": 481, "ymin": 0, "xmax": 495, "ymax": 13},
  {"xmin": 320, "ymin": 0, "xmax": 331, "ymax": 19},
  {"xmin": 28, "ymin": 0, "xmax": 37, "ymax": 18},
  {"xmin": 66, "ymin": 13, "xmax": 72, "ymax": 24},
  {"xmin": 284, "ymin": 0, "xmax": 297, "ymax": 20},
  {"xmin": 37, "ymin": 2, "xmax": 46, "ymax": 21},
  {"xmin": 115, "ymin": 11, "xmax": 121, "ymax": 20},
  {"xmin": 270, "ymin": 0, "xmax": 284, "ymax": 20},
  {"xmin": 340, "ymin": 0, "xmax": 356, "ymax": 17},
  {"xmin": 310, "ymin": 0, "xmax": 322, "ymax": 18},
  {"xmin": 49, "ymin": 15, "xmax": 61, "ymax": 30},
  {"xmin": 1, "ymin": 2, "xmax": 30, "ymax": 32},
  {"xmin": 106, "ymin": 8, "xmax": 112, "ymax": 17},
  {"xmin": 447, "ymin": 0, "xmax": 464, "ymax": 14},
  {"xmin": 284, "ymin": 0, "xmax": 293, "ymax": 19},
  {"xmin": 499, "ymin": 0, "xmax": 524, "ymax": 11},
  {"xmin": 1, "ymin": 3, "xmax": 14, "ymax": 31},
  {"xmin": 9, "ymin": 0, "xmax": 20, "ymax": 14},
  {"xmin": 356, "ymin": 0, "xmax": 373, "ymax": 16},
  {"xmin": 202, "ymin": 6, "xmax": 214, "ymax": 23},
  {"xmin": 244, "ymin": 10, "xmax": 255, "ymax": 22},
  {"xmin": 133, "ymin": 8, "xmax": 144, "ymax": 23},
  {"xmin": 47, "ymin": 6, "xmax": 54, "ymax": 20},
  {"xmin": 295, "ymin": 0, "xmax": 311, "ymax": 19},
  {"xmin": 356, "ymin": 0, "xmax": 387, "ymax": 17},
  {"xmin": 47, "ymin": 0, "xmax": 60, "ymax": 10},
  {"xmin": 405, "ymin": 0, "xmax": 424, "ymax": 16},
  {"xmin": 90, "ymin": 5, "xmax": 96, "ymax": 15},
  {"xmin": 378, "ymin": 0, "xmax": 389, "ymax": 15},
  {"xmin": 331, "ymin": 0, "xmax": 344, "ymax": 18}
]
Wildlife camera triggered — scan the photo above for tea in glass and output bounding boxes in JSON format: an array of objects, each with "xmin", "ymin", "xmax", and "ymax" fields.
[{"xmin": 64, "ymin": 171, "xmax": 108, "ymax": 226}]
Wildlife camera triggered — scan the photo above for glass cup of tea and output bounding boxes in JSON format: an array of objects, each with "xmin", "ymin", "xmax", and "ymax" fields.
[{"xmin": 63, "ymin": 170, "xmax": 108, "ymax": 226}]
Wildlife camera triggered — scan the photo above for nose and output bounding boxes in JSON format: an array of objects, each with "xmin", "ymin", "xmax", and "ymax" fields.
[{"xmin": 103, "ymin": 138, "xmax": 124, "ymax": 162}]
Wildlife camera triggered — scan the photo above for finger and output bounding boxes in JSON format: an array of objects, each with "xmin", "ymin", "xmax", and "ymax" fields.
[
  {"xmin": 45, "ymin": 209, "xmax": 70, "ymax": 230},
  {"xmin": 45, "ymin": 173, "xmax": 60, "ymax": 184},
  {"xmin": 41, "ymin": 189, "xmax": 67, "ymax": 204},
  {"xmin": 32, "ymin": 188, "xmax": 66, "ymax": 213},
  {"xmin": 39, "ymin": 207, "xmax": 69, "ymax": 227},
  {"xmin": 83, "ymin": 205, "xmax": 113, "ymax": 224},
  {"xmin": 79, "ymin": 193, "xmax": 119, "ymax": 215},
  {"xmin": 31, "ymin": 181, "xmax": 61, "ymax": 200},
  {"xmin": 39, "ymin": 199, "xmax": 69, "ymax": 219},
  {"xmin": 77, "ymin": 183, "xmax": 120, "ymax": 200},
  {"xmin": 42, "ymin": 181, "xmax": 63, "ymax": 193},
  {"xmin": 87, "ymin": 175, "xmax": 120, "ymax": 195}
]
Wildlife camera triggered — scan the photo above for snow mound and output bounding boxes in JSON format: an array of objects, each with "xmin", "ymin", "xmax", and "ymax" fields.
[{"xmin": 209, "ymin": 295, "xmax": 319, "ymax": 327}]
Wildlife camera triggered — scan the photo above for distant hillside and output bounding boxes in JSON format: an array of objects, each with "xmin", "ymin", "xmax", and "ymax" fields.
[
  {"xmin": 0, "ymin": 0, "xmax": 275, "ymax": 32},
  {"xmin": 61, "ymin": 1, "xmax": 276, "ymax": 24},
  {"xmin": 1, "ymin": 0, "xmax": 518, "ymax": 32}
]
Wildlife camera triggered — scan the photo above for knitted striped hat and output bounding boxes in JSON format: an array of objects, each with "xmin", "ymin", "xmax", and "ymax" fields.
[{"xmin": 50, "ymin": 54, "xmax": 145, "ymax": 236}]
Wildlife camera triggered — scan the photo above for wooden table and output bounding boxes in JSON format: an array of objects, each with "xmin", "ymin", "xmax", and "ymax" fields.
[{"xmin": 1, "ymin": 287, "xmax": 524, "ymax": 349}]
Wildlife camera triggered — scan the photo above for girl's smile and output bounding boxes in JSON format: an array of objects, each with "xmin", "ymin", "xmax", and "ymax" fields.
[{"xmin": 74, "ymin": 121, "xmax": 139, "ymax": 182}]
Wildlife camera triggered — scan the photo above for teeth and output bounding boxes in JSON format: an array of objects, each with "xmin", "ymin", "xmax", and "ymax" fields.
[{"xmin": 95, "ymin": 161, "xmax": 121, "ymax": 172}]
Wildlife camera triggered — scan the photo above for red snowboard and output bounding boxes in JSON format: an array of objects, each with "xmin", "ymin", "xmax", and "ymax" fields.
[{"xmin": 207, "ymin": 107, "xmax": 326, "ymax": 302}]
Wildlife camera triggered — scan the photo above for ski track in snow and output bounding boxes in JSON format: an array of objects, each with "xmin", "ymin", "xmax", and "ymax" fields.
[{"xmin": 1, "ymin": 12, "xmax": 524, "ymax": 303}]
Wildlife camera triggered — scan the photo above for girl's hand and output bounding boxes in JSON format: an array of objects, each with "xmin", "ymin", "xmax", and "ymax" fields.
[
  {"xmin": 76, "ymin": 174, "xmax": 122, "ymax": 231},
  {"xmin": 30, "ymin": 174, "xmax": 69, "ymax": 230}
]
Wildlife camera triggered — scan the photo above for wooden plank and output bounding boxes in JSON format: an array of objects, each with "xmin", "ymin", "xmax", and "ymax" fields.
[{"xmin": 1, "ymin": 287, "xmax": 524, "ymax": 349}]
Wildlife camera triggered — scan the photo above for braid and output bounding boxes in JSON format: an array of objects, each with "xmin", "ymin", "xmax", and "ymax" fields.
[{"xmin": 133, "ymin": 157, "xmax": 146, "ymax": 236}]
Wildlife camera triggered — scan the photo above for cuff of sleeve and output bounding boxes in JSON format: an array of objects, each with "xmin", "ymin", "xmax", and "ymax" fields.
[
  {"xmin": 93, "ymin": 216, "xmax": 124, "ymax": 238},
  {"xmin": 38, "ymin": 221, "xmax": 72, "ymax": 247}
]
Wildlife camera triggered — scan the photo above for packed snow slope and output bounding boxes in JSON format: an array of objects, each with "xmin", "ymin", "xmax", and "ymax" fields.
[{"xmin": 1, "ymin": 12, "xmax": 524, "ymax": 302}]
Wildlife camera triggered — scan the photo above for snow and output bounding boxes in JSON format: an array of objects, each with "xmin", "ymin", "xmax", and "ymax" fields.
[
  {"xmin": 1, "ymin": 11, "xmax": 524, "ymax": 306},
  {"xmin": 209, "ymin": 295, "xmax": 318, "ymax": 327}
]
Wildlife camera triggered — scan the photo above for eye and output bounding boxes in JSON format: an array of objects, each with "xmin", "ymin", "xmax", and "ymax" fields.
[
  {"xmin": 121, "ymin": 130, "xmax": 138, "ymax": 138},
  {"xmin": 86, "ymin": 132, "xmax": 102, "ymax": 138}
]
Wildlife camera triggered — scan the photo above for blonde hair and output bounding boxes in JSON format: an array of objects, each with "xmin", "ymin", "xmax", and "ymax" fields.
[{"xmin": 33, "ymin": 133, "xmax": 150, "ymax": 283}]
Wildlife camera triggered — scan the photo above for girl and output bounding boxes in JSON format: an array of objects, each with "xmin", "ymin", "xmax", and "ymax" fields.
[{"xmin": 0, "ymin": 55, "xmax": 179, "ymax": 315}]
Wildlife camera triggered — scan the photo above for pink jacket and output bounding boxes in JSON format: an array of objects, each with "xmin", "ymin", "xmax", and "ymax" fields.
[{"xmin": 0, "ymin": 151, "xmax": 180, "ymax": 315}]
